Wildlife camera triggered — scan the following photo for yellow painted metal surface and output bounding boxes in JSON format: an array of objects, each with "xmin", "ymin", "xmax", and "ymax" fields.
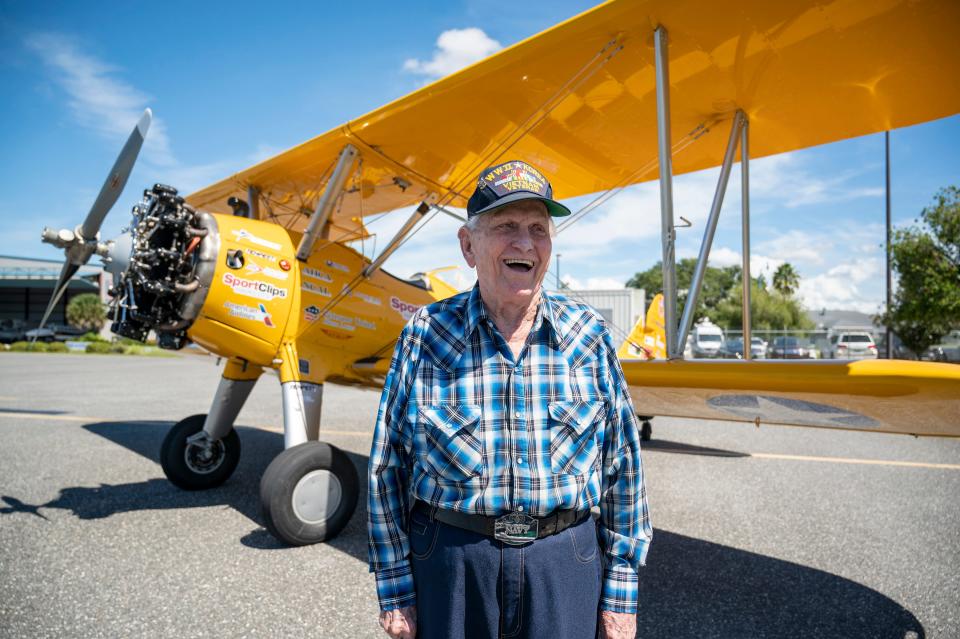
[
  {"xmin": 186, "ymin": 213, "xmax": 452, "ymax": 386},
  {"xmin": 190, "ymin": 214, "xmax": 295, "ymax": 365},
  {"xmin": 187, "ymin": 0, "xmax": 960, "ymax": 232},
  {"xmin": 622, "ymin": 359, "xmax": 960, "ymax": 437}
]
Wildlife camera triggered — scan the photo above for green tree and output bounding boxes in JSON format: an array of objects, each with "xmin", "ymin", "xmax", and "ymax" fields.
[
  {"xmin": 66, "ymin": 293, "xmax": 106, "ymax": 332},
  {"xmin": 879, "ymin": 186, "xmax": 960, "ymax": 357},
  {"xmin": 772, "ymin": 262, "xmax": 800, "ymax": 297},
  {"xmin": 713, "ymin": 281, "xmax": 814, "ymax": 331},
  {"xmin": 626, "ymin": 258, "xmax": 740, "ymax": 321}
]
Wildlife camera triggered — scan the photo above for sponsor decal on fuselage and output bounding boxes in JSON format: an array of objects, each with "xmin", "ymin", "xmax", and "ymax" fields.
[
  {"xmin": 231, "ymin": 229, "xmax": 282, "ymax": 251},
  {"xmin": 351, "ymin": 290, "xmax": 382, "ymax": 306},
  {"xmin": 355, "ymin": 317, "xmax": 376, "ymax": 330},
  {"xmin": 302, "ymin": 281, "xmax": 332, "ymax": 297},
  {"xmin": 245, "ymin": 262, "xmax": 289, "ymax": 281},
  {"xmin": 325, "ymin": 259, "xmax": 350, "ymax": 273},
  {"xmin": 302, "ymin": 267, "xmax": 333, "ymax": 283},
  {"xmin": 244, "ymin": 248, "xmax": 277, "ymax": 262},
  {"xmin": 390, "ymin": 297, "xmax": 421, "ymax": 321},
  {"xmin": 223, "ymin": 301, "xmax": 275, "ymax": 327},
  {"xmin": 303, "ymin": 305, "xmax": 320, "ymax": 322},
  {"xmin": 323, "ymin": 311, "xmax": 355, "ymax": 331},
  {"xmin": 222, "ymin": 273, "xmax": 287, "ymax": 301}
]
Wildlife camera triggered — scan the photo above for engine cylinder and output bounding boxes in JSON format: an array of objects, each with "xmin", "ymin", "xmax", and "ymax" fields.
[{"xmin": 110, "ymin": 184, "xmax": 218, "ymax": 349}]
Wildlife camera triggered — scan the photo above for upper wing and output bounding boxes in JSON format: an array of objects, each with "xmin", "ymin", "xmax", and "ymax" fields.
[{"xmin": 186, "ymin": 0, "xmax": 960, "ymax": 231}]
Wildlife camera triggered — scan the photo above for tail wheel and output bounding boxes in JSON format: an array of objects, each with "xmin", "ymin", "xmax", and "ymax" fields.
[
  {"xmin": 639, "ymin": 417, "xmax": 653, "ymax": 442},
  {"xmin": 259, "ymin": 441, "xmax": 359, "ymax": 546},
  {"xmin": 160, "ymin": 414, "xmax": 241, "ymax": 490}
]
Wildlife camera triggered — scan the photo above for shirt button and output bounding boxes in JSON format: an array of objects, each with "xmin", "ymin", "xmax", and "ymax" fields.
[
  {"xmin": 514, "ymin": 411, "xmax": 522, "ymax": 419},
  {"xmin": 517, "ymin": 457, "xmax": 524, "ymax": 464},
  {"xmin": 517, "ymin": 506, "xmax": 524, "ymax": 512}
]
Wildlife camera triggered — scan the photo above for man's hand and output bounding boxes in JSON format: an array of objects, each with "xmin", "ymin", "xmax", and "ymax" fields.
[
  {"xmin": 599, "ymin": 610, "xmax": 636, "ymax": 639},
  {"xmin": 379, "ymin": 605, "xmax": 417, "ymax": 639}
]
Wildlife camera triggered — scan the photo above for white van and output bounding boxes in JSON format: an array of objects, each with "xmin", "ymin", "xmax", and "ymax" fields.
[{"xmin": 691, "ymin": 318, "xmax": 724, "ymax": 358}]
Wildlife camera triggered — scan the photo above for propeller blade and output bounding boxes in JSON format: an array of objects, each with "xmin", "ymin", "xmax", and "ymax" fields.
[
  {"xmin": 79, "ymin": 108, "xmax": 152, "ymax": 240},
  {"xmin": 36, "ymin": 261, "xmax": 81, "ymax": 333}
]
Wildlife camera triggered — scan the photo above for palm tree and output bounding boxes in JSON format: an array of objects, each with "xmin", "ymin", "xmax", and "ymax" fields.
[{"xmin": 772, "ymin": 263, "xmax": 800, "ymax": 297}]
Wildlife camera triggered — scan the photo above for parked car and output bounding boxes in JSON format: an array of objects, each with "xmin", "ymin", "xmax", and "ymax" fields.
[
  {"xmin": 0, "ymin": 319, "xmax": 27, "ymax": 343},
  {"xmin": 719, "ymin": 337, "xmax": 767, "ymax": 359},
  {"xmin": 23, "ymin": 324, "xmax": 86, "ymax": 342},
  {"xmin": 827, "ymin": 332, "xmax": 878, "ymax": 359},
  {"xmin": 923, "ymin": 344, "xmax": 960, "ymax": 363},
  {"xmin": 691, "ymin": 319, "xmax": 724, "ymax": 358},
  {"xmin": 769, "ymin": 336, "xmax": 814, "ymax": 359}
]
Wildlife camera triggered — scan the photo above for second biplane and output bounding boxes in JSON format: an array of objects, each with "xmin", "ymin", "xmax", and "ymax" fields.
[{"xmin": 38, "ymin": 0, "xmax": 960, "ymax": 545}]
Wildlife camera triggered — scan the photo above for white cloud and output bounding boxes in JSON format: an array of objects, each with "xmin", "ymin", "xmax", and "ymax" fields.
[
  {"xmin": 403, "ymin": 28, "xmax": 501, "ymax": 79},
  {"xmin": 25, "ymin": 32, "xmax": 175, "ymax": 167},
  {"xmin": 798, "ymin": 257, "xmax": 883, "ymax": 314},
  {"xmin": 708, "ymin": 247, "xmax": 741, "ymax": 267},
  {"xmin": 24, "ymin": 31, "xmax": 281, "ymax": 196},
  {"xmin": 561, "ymin": 276, "xmax": 629, "ymax": 290},
  {"xmin": 755, "ymin": 230, "xmax": 829, "ymax": 266}
]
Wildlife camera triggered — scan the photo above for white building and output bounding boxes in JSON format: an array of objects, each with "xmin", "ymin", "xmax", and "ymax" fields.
[{"xmin": 547, "ymin": 288, "xmax": 645, "ymax": 345}]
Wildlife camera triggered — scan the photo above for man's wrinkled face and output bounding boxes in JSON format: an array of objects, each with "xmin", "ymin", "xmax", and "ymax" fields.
[{"xmin": 458, "ymin": 200, "xmax": 553, "ymax": 306}]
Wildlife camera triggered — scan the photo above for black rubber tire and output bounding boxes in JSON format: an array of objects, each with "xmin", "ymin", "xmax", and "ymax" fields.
[
  {"xmin": 640, "ymin": 420, "xmax": 653, "ymax": 442},
  {"xmin": 160, "ymin": 414, "xmax": 242, "ymax": 490},
  {"xmin": 259, "ymin": 441, "xmax": 359, "ymax": 546}
]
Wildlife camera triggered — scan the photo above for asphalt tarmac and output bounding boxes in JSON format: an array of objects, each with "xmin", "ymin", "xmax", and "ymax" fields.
[{"xmin": 0, "ymin": 352, "xmax": 958, "ymax": 638}]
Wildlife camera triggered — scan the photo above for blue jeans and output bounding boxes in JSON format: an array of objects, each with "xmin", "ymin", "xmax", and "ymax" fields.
[{"xmin": 409, "ymin": 509, "xmax": 602, "ymax": 639}]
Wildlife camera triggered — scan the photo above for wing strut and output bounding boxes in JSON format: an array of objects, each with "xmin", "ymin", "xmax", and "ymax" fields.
[
  {"xmin": 654, "ymin": 26, "xmax": 679, "ymax": 359},
  {"xmin": 676, "ymin": 111, "xmax": 746, "ymax": 353},
  {"xmin": 740, "ymin": 117, "xmax": 752, "ymax": 360},
  {"xmin": 296, "ymin": 144, "xmax": 359, "ymax": 261},
  {"xmin": 653, "ymin": 23, "xmax": 755, "ymax": 359},
  {"xmin": 362, "ymin": 202, "xmax": 431, "ymax": 277}
]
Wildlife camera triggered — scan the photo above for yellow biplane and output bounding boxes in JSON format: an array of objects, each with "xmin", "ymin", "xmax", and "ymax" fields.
[{"xmin": 38, "ymin": 0, "xmax": 960, "ymax": 545}]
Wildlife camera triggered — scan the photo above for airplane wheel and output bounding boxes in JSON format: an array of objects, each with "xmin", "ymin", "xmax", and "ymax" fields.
[
  {"xmin": 640, "ymin": 419, "xmax": 653, "ymax": 442},
  {"xmin": 160, "ymin": 414, "xmax": 241, "ymax": 490},
  {"xmin": 259, "ymin": 441, "xmax": 359, "ymax": 546}
]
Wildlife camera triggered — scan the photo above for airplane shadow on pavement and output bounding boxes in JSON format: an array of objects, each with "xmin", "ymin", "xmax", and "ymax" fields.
[{"xmin": 0, "ymin": 419, "xmax": 924, "ymax": 639}]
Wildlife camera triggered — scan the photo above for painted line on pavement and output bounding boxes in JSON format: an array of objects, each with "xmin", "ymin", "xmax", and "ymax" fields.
[
  {"xmin": 749, "ymin": 452, "xmax": 960, "ymax": 470},
  {"xmin": 0, "ymin": 411, "xmax": 110, "ymax": 422}
]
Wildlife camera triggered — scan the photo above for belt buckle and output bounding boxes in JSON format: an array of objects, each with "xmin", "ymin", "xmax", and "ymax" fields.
[{"xmin": 494, "ymin": 511, "xmax": 538, "ymax": 545}]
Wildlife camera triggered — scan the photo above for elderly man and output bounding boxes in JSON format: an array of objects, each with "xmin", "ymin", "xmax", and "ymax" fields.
[{"xmin": 368, "ymin": 160, "xmax": 651, "ymax": 639}]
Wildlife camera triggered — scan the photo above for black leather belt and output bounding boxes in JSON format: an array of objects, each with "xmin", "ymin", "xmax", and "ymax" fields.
[{"xmin": 413, "ymin": 500, "xmax": 590, "ymax": 544}]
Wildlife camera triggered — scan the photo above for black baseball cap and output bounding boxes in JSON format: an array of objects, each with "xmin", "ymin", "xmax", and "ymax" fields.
[{"xmin": 466, "ymin": 160, "xmax": 571, "ymax": 219}]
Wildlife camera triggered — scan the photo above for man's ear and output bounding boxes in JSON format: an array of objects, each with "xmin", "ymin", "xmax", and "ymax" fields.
[{"xmin": 458, "ymin": 227, "xmax": 477, "ymax": 268}]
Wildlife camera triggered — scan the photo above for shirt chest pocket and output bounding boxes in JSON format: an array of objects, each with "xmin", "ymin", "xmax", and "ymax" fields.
[
  {"xmin": 417, "ymin": 404, "xmax": 484, "ymax": 482},
  {"xmin": 548, "ymin": 401, "xmax": 603, "ymax": 475}
]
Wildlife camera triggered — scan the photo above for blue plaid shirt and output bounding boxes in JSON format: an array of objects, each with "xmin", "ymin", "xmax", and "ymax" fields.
[{"xmin": 367, "ymin": 285, "xmax": 652, "ymax": 614}]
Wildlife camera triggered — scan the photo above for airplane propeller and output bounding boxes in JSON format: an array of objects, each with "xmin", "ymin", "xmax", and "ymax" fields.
[{"xmin": 37, "ymin": 108, "xmax": 152, "ymax": 332}]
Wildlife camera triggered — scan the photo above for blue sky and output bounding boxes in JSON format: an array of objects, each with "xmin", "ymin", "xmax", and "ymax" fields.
[{"xmin": 2, "ymin": 0, "xmax": 958, "ymax": 313}]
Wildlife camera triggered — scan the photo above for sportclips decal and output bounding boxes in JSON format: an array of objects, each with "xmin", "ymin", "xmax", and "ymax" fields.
[
  {"xmin": 222, "ymin": 273, "xmax": 287, "ymax": 301},
  {"xmin": 231, "ymin": 229, "xmax": 282, "ymax": 251},
  {"xmin": 224, "ymin": 302, "xmax": 275, "ymax": 327},
  {"xmin": 390, "ymin": 297, "xmax": 421, "ymax": 321}
]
